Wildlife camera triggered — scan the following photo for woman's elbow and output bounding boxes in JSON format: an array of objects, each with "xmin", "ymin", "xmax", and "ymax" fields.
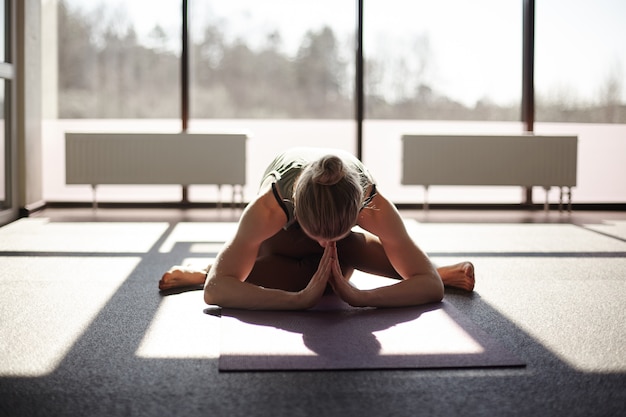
[
  {"xmin": 431, "ymin": 284, "xmax": 444, "ymax": 303},
  {"xmin": 426, "ymin": 273, "xmax": 445, "ymax": 303},
  {"xmin": 203, "ymin": 277, "xmax": 223, "ymax": 306}
]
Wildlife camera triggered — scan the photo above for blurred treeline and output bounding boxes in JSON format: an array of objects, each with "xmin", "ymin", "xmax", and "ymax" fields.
[{"xmin": 57, "ymin": 1, "xmax": 624, "ymax": 122}]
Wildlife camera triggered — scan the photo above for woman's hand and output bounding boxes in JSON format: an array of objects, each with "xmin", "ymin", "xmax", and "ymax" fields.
[
  {"xmin": 328, "ymin": 244, "xmax": 368, "ymax": 307},
  {"xmin": 296, "ymin": 243, "xmax": 335, "ymax": 309}
]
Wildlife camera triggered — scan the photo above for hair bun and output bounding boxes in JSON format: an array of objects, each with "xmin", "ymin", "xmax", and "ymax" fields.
[{"xmin": 312, "ymin": 155, "xmax": 345, "ymax": 186}]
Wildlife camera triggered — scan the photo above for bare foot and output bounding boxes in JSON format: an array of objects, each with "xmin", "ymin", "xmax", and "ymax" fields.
[
  {"xmin": 158, "ymin": 265, "xmax": 208, "ymax": 291},
  {"xmin": 437, "ymin": 262, "xmax": 475, "ymax": 292}
]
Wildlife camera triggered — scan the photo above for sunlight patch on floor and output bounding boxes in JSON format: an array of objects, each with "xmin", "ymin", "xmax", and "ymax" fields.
[
  {"xmin": 0, "ymin": 218, "xmax": 170, "ymax": 253},
  {"xmin": 410, "ymin": 222, "xmax": 626, "ymax": 253},
  {"xmin": 136, "ymin": 291, "xmax": 219, "ymax": 359},
  {"xmin": 158, "ymin": 222, "xmax": 238, "ymax": 253},
  {"xmin": 583, "ymin": 220, "xmax": 626, "ymax": 241},
  {"xmin": 0, "ymin": 257, "xmax": 141, "ymax": 377}
]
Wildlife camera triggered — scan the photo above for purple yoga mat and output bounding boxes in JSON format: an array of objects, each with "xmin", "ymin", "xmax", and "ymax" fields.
[{"xmin": 218, "ymin": 296, "xmax": 525, "ymax": 371}]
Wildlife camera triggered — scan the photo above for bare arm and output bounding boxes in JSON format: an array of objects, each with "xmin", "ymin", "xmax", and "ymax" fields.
[
  {"xmin": 332, "ymin": 191, "xmax": 444, "ymax": 308},
  {"xmin": 203, "ymin": 189, "xmax": 331, "ymax": 310}
]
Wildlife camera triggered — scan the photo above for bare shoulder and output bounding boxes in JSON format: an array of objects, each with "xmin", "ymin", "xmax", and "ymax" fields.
[
  {"xmin": 234, "ymin": 186, "xmax": 286, "ymax": 244},
  {"xmin": 357, "ymin": 190, "xmax": 408, "ymax": 240}
]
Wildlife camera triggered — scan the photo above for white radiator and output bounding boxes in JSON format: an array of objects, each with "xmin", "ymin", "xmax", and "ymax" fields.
[
  {"xmin": 66, "ymin": 132, "xmax": 247, "ymax": 205},
  {"xmin": 401, "ymin": 134, "xmax": 578, "ymax": 210}
]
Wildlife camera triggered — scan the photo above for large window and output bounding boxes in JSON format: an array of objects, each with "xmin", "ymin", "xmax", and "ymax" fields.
[
  {"xmin": 57, "ymin": 0, "xmax": 180, "ymax": 118},
  {"xmin": 365, "ymin": 0, "xmax": 521, "ymax": 121},
  {"xmin": 46, "ymin": 0, "xmax": 626, "ymax": 205},
  {"xmin": 363, "ymin": 0, "xmax": 524, "ymax": 204},
  {"xmin": 536, "ymin": 0, "xmax": 626, "ymax": 123},
  {"xmin": 533, "ymin": 0, "xmax": 626, "ymax": 203},
  {"xmin": 190, "ymin": 1, "xmax": 354, "ymax": 120},
  {"xmin": 187, "ymin": 1, "xmax": 357, "ymax": 202},
  {"xmin": 44, "ymin": 0, "xmax": 183, "ymax": 203}
]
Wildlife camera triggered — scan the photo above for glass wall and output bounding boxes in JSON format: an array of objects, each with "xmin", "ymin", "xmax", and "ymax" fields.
[
  {"xmin": 534, "ymin": 0, "xmax": 626, "ymax": 203},
  {"xmin": 536, "ymin": 0, "xmax": 625, "ymax": 123},
  {"xmin": 45, "ymin": 0, "xmax": 626, "ymax": 205},
  {"xmin": 190, "ymin": 0, "xmax": 354, "ymax": 120},
  {"xmin": 45, "ymin": 0, "xmax": 182, "ymax": 202},
  {"xmin": 365, "ymin": 0, "xmax": 521, "ymax": 121},
  {"xmin": 363, "ymin": 0, "xmax": 525, "ymax": 204},
  {"xmin": 188, "ymin": 0, "xmax": 356, "ymax": 201},
  {"xmin": 57, "ymin": 0, "xmax": 180, "ymax": 118}
]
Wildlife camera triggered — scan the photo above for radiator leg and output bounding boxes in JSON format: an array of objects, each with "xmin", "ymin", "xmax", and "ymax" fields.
[
  {"xmin": 92, "ymin": 184, "xmax": 98, "ymax": 210},
  {"xmin": 423, "ymin": 186, "xmax": 429, "ymax": 211},
  {"xmin": 543, "ymin": 186, "xmax": 550, "ymax": 212},
  {"xmin": 217, "ymin": 184, "xmax": 222, "ymax": 210},
  {"xmin": 567, "ymin": 187, "xmax": 572, "ymax": 212},
  {"xmin": 234, "ymin": 184, "xmax": 244, "ymax": 209},
  {"xmin": 181, "ymin": 185, "xmax": 189, "ymax": 204},
  {"xmin": 231, "ymin": 185, "xmax": 242, "ymax": 209},
  {"xmin": 559, "ymin": 187, "xmax": 564, "ymax": 212}
]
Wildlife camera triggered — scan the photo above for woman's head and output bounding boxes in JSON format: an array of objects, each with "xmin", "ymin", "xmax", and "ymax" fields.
[{"xmin": 294, "ymin": 154, "xmax": 363, "ymax": 242}]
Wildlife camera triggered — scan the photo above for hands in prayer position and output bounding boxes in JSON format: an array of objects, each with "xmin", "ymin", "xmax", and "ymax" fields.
[{"xmin": 300, "ymin": 242, "xmax": 363, "ymax": 308}]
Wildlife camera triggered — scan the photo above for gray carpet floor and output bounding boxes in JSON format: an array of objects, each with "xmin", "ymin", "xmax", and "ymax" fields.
[{"xmin": 1, "ymin": 209, "xmax": 625, "ymax": 417}]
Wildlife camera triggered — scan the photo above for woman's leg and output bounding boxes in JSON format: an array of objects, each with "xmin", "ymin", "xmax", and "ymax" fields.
[
  {"xmin": 244, "ymin": 226, "xmax": 324, "ymax": 291},
  {"xmin": 336, "ymin": 230, "xmax": 475, "ymax": 291},
  {"xmin": 243, "ymin": 253, "xmax": 321, "ymax": 292},
  {"xmin": 160, "ymin": 226, "xmax": 325, "ymax": 292},
  {"xmin": 159, "ymin": 226, "xmax": 475, "ymax": 292},
  {"xmin": 158, "ymin": 256, "xmax": 322, "ymax": 293}
]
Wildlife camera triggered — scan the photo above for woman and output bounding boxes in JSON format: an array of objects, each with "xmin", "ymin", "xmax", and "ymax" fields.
[{"xmin": 159, "ymin": 147, "xmax": 475, "ymax": 310}]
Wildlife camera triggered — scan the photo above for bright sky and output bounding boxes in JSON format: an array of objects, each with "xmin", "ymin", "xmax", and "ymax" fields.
[{"xmin": 68, "ymin": 0, "xmax": 626, "ymax": 106}]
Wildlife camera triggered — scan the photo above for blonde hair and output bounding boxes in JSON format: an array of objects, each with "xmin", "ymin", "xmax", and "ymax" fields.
[{"xmin": 294, "ymin": 155, "xmax": 363, "ymax": 240}]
